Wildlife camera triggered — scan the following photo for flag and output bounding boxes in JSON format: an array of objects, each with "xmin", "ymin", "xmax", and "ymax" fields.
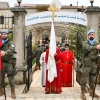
[
  {"xmin": 0, "ymin": 37, "xmax": 2, "ymax": 70},
  {"xmin": 47, "ymin": 20, "xmax": 57, "ymax": 82}
]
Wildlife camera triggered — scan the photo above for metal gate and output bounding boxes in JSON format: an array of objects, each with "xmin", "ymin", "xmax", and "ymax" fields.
[
  {"xmin": 26, "ymin": 31, "xmax": 33, "ymax": 91},
  {"xmin": 0, "ymin": 15, "xmax": 14, "ymax": 31}
]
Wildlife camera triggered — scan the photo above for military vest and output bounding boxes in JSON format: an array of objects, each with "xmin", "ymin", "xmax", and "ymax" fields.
[
  {"xmin": 35, "ymin": 47, "xmax": 43, "ymax": 59},
  {"xmin": 1, "ymin": 40, "xmax": 15, "ymax": 64},
  {"xmin": 82, "ymin": 40, "xmax": 99, "ymax": 64}
]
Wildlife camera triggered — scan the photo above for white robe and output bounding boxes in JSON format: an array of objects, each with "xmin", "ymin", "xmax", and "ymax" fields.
[{"xmin": 39, "ymin": 52, "xmax": 46, "ymax": 86}]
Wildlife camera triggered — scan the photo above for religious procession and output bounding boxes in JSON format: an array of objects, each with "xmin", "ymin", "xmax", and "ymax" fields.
[{"xmin": 0, "ymin": 0, "xmax": 100, "ymax": 100}]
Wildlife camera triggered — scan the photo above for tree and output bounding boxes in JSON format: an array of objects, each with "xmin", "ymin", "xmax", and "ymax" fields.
[{"xmin": 67, "ymin": 24, "xmax": 86, "ymax": 58}]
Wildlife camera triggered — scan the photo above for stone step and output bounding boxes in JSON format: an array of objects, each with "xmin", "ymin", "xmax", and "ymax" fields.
[{"xmin": 0, "ymin": 87, "xmax": 99, "ymax": 100}]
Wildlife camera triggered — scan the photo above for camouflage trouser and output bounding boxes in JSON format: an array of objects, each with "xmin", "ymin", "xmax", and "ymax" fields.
[
  {"xmin": 80, "ymin": 62, "xmax": 97, "ymax": 89},
  {"xmin": 0, "ymin": 63, "xmax": 15, "ymax": 88},
  {"xmin": 36, "ymin": 58, "xmax": 40, "ymax": 67}
]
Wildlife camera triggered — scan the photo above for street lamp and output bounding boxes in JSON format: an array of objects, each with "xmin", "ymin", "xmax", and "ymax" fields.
[
  {"xmin": 17, "ymin": 0, "xmax": 22, "ymax": 7},
  {"xmin": 89, "ymin": 0, "xmax": 94, "ymax": 7}
]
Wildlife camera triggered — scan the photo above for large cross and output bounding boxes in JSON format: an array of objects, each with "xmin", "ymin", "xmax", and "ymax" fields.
[{"xmin": 48, "ymin": 3, "xmax": 59, "ymax": 20}]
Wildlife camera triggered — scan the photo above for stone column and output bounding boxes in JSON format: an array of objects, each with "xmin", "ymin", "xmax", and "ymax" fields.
[
  {"xmin": 85, "ymin": 6, "xmax": 100, "ymax": 42},
  {"xmin": 11, "ymin": 7, "xmax": 27, "ymax": 83}
]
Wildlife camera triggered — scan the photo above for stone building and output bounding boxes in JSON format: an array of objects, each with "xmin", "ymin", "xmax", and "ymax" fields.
[
  {"xmin": 0, "ymin": 2, "xmax": 88, "ymax": 45},
  {"xmin": 1, "ymin": 2, "xmax": 100, "ymax": 86}
]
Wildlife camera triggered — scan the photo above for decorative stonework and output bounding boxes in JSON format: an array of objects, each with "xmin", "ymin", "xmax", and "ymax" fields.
[
  {"xmin": 85, "ymin": 6, "xmax": 100, "ymax": 12},
  {"xmin": 11, "ymin": 7, "xmax": 27, "ymax": 13},
  {"xmin": 85, "ymin": 6, "xmax": 100, "ymax": 42},
  {"xmin": 11, "ymin": 7, "xmax": 27, "ymax": 83}
]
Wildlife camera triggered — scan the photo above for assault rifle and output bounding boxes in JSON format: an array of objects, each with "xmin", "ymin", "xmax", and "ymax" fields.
[
  {"xmin": 76, "ymin": 32, "xmax": 84, "ymax": 85},
  {"xmin": 76, "ymin": 56, "xmax": 84, "ymax": 85},
  {"xmin": 92, "ymin": 54, "xmax": 100, "ymax": 100}
]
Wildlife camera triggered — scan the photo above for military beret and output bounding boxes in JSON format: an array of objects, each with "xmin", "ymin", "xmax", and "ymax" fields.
[
  {"xmin": 1, "ymin": 30, "xmax": 9, "ymax": 34},
  {"xmin": 88, "ymin": 29, "xmax": 95, "ymax": 35}
]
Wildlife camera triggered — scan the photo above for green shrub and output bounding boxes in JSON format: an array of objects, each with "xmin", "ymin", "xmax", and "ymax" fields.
[
  {"xmin": 32, "ymin": 59, "xmax": 36, "ymax": 65},
  {"xmin": 32, "ymin": 43, "xmax": 38, "ymax": 51}
]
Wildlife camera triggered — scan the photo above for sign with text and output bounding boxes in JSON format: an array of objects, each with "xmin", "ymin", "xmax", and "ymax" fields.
[{"xmin": 25, "ymin": 11, "xmax": 87, "ymax": 26}]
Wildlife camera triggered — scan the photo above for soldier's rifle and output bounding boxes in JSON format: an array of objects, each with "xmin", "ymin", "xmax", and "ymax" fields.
[
  {"xmin": 92, "ymin": 54, "xmax": 100, "ymax": 100},
  {"xmin": 76, "ymin": 32, "xmax": 84, "ymax": 85}
]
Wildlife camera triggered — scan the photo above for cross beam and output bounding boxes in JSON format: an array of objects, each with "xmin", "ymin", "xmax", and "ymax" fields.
[{"xmin": 48, "ymin": 3, "xmax": 59, "ymax": 20}]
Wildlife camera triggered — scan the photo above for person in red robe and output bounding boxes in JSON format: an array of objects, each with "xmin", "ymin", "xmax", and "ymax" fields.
[
  {"xmin": 61, "ymin": 44, "xmax": 75, "ymax": 87},
  {"xmin": 0, "ymin": 34, "xmax": 3, "ymax": 96},
  {"xmin": 0, "ymin": 36, "xmax": 2, "ymax": 70},
  {"xmin": 45, "ymin": 47, "xmax": 62, "ymax": 94}
]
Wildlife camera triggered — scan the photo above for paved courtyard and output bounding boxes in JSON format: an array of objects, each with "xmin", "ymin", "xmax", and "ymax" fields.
[{"xmin": 0, "ymin": 68, "xmax": 100, "ymax": 100}]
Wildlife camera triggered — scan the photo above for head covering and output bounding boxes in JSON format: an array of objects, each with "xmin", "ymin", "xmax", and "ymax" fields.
[
  {"xmin": 1, "ymin": 30, "xmax": 9, "ymax": 34},
  {"xmin": 88, "ymin": 29, "xmax": 95, "ymax": 35}
]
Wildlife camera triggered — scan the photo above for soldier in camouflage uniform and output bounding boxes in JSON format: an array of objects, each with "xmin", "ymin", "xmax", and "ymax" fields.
[
  {"xmin": 80, "ymin": 29, "xmax": 100, "ymax": 100},
  {"xmin": 34, "ymin": 45, "xmax": 42, "ymax": 70},
  {"xmin": 0, "ymin": 30, "xmax": 16, "ymax": 99}
]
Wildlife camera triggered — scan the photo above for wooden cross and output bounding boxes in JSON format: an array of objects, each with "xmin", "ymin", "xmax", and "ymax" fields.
[{"xmin": 48, "ymin": 3, "xmax": 59, "ymax": 20}]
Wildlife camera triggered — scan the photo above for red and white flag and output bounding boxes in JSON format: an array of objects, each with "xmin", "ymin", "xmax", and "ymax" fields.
[{"xmin": 47, "ymin": 20, "xmax": 57, "ymax": 82}]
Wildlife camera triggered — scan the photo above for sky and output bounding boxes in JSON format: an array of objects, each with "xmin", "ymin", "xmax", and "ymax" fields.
[{"xmin": 0, "ymin": 0, "xmax": 100, "ymax": 7}]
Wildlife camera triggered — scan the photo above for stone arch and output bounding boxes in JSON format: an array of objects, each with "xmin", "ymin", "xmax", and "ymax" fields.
[{"xmin": 11, "ymin": 6, "xmax": 100, "ymax": 83}]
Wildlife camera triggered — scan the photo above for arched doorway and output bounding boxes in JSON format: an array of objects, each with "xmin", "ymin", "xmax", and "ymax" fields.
[{"xmin": 42, "ymin": 35, "xmax": 49, "ymax": 45}]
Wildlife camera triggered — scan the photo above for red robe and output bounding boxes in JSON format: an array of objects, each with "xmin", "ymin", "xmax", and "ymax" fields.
[
  {"xmin": 45, "ymin": 47, "xmax": 62, "ymax": 93},
  {"xmin": 61, "ymin": 50, "xmax": 74, "ymax": 87},
  {"xmin": 0, "ymin": 37, "xmax": 2, "ymax": 70}
]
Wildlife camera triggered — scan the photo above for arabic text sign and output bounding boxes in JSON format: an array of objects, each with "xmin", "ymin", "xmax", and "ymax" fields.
[{"xmin": 25, "ymin": 11, "xmax": 87, "ymax": 26}]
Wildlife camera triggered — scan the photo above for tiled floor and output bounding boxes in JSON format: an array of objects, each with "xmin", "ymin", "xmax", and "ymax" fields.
[{"xmin": 0, "ymin": 67, "xmax": 100, "ymax": 100}]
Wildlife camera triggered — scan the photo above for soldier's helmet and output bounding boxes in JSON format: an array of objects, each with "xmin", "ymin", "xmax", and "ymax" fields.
[
  {"xmin": 1, "ymin": 30, "xmax": 9, "ymax": 34},
  {"xmin": 88, "ymin": 29, "xmax": 95, "ymax": 35}
]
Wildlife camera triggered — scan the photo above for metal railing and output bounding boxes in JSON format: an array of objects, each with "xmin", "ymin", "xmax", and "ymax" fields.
[{"xmin": 0, "ymin": 15, "xmax": 14, "ymax": 30}]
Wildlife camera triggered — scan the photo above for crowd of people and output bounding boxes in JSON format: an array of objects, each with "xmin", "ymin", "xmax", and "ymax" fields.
[
  {"xmin": 33, "ymin": 40, "xmax": 75, "ymax": 94},
  {"xmin": 33, "ymin": 29, "xmax": 100, "ymax": 100},
  {"xmin": 0, "ymin": 29, "xmax": 100, "ymax": 100}
]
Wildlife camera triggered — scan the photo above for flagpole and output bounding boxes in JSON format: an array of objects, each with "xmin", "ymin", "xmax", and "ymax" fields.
[
  {"xmin": 47, "ymin": 0, "xmax": 61, "ymax": 94},
  {"xmin": 50, "ymin": 19, "xmax": 54, "ymax": 94}
]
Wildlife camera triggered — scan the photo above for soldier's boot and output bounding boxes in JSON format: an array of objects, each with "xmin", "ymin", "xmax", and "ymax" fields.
[
  {"xmin": 11, "ymin": 87, "xmax": 16, "ymax": 99},
  {"xmin": 89, "ymin": 89, "xmax": 100, "ymax": 98},
  {"xmin": 35, "ymin": 66, "xmax": 38, "ymax": 71},
  {"xmin": 80, "ymin": 89, "xmax": 86, "ymax": 100},
  {"xmin": 39, "ymin": 66, "xmax": 41, "ymax": 70},
  {"xmin": 0, "ymin": 87, "xmax": 4, "ymax": 96}
]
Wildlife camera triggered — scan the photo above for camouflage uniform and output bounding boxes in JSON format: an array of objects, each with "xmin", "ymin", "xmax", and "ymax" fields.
[
  {"xmin": 80, "ymin": 40, "xmax": 99, "ymax": 89},
  {"xmin": 34, "ymin": 46, "xmax": 42, "ymax": 69},
  {"xmin": 0, "ymin": 39, "xmax": 16, "ymax": 99}
]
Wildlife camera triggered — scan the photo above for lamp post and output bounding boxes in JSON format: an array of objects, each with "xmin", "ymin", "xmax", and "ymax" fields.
[
  {"xmin": 17, "ymin": 0, "xmax": 22, "ymax": 7},
  {"xmin": 89, "ymin": 0, "xmax": 94, "ymax": 7},
  {"xmin": 48, "ymin": 0, "xmax": 62, "ymax": 20}
]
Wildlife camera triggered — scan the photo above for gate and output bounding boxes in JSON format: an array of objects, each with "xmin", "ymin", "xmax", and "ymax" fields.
[
  {"xmin": 0, "ymin": 15, "xmax": 14, "ymax": 31},
  {"xmin": 26, "ymin": 31, "xmax": 33, "ymax": 91}
]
